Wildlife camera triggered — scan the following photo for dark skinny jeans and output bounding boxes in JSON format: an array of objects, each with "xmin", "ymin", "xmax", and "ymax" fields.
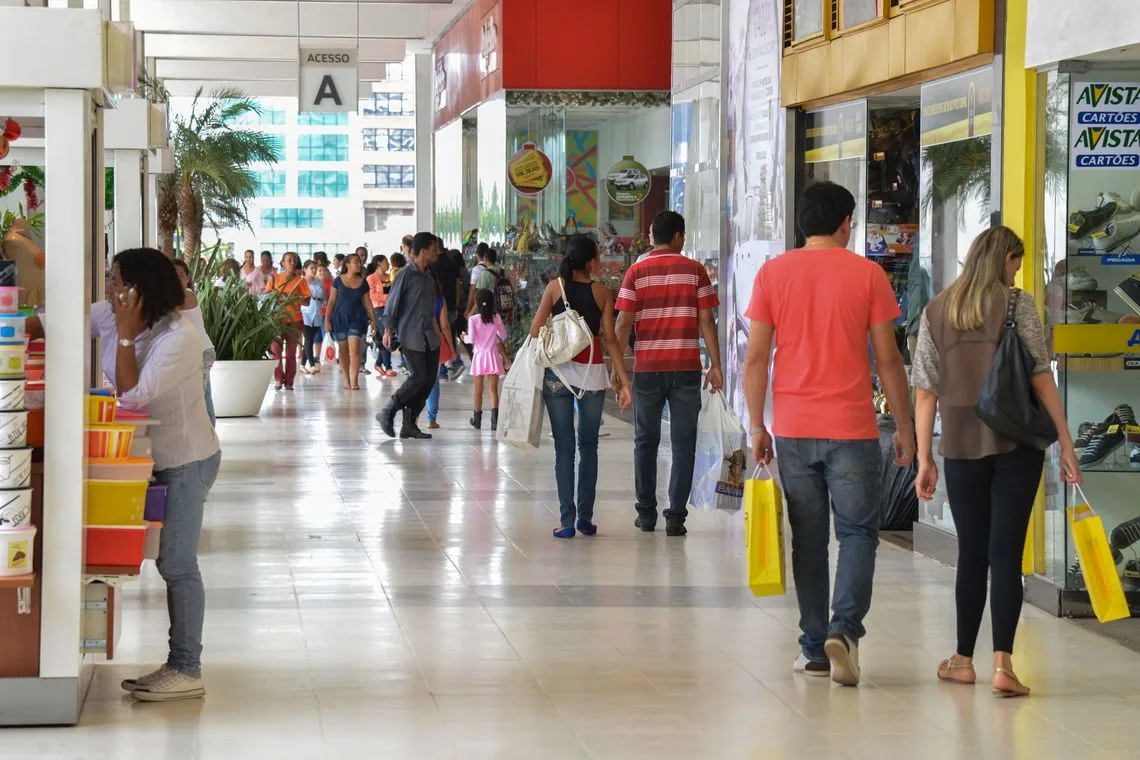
[{"xmin": 943, "ymin": 445, "xmax": 1045, "ymax": 657}]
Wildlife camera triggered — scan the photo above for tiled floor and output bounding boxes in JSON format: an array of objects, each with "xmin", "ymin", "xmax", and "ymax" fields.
[{"xmin": 7, "ymin": 371, "xmax": 1140, "ymax": 759}]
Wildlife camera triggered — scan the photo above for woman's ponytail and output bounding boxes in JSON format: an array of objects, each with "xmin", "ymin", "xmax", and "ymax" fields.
[{"xmin": 559, "ymin": 234, "xmax": 598, "ymax": 282}]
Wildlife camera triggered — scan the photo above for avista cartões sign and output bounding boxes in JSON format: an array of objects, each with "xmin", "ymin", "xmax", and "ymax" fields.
[
  {"xmin": 1076, "ymin": 84, "xmax": 1140, "ymax": 109},
  {"xmin": 1130, "ymin": 329, "xmax": 1140, "ymax": 348}
]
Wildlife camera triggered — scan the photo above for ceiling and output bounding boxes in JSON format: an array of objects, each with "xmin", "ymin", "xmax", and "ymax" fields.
[{"xmin": 118, "ymin": 0, "xmax": 472, "ymax": 97}]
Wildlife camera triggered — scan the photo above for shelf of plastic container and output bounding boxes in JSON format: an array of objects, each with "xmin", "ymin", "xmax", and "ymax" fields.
[
  {"xmin": 82, "ymin": 565, "xmax": 140, "ymax": 577},
  {"xmin": 0, "ymin": 572, "xmax": 36, "ymax": 589}
]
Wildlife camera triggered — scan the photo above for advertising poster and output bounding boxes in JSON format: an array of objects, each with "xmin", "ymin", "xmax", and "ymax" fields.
[
  {"xmin": 804, "ymin": 102, "xmax": 867, "ymax": 163},
  {"xmin": 724, "ymin": 0, "xmax": 785, "ymax": 428},
  {"xmin": 605, "ymin": 156, "xmax": 651, "ymax": 206},
  {"xmin": 919, "ymin": 68, "xmax": 994, "ymax": 148},
  {"xmin": 507, "ymin": 142, "xmax": 553, "ymax": 196},
  {"xmin": 1070, "ymin": 81, "xmax": 1140, "ymax": 170}
]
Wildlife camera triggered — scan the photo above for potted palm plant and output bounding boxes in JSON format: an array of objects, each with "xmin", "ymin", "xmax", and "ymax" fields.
[{"xmin": 195, "ymin": 255, "xmax": 293, "ymax": 417}]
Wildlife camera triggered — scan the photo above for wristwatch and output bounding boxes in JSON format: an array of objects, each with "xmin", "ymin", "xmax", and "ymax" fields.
[{"xmin": 118, "ymin": 338, "xmax": 135, "ymax": 348}]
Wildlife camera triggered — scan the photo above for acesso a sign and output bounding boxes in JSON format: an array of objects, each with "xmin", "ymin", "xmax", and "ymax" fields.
[{"xmin": 299, "ymin": 48, "xmax": 358, "ymax": 113}]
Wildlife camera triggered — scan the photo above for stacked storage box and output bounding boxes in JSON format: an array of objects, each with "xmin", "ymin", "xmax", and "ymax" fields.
[
  {"xmin": 84, "ymin": 394, "xmax": 153, "ymax": 569},
  {"xmin": 0, "ymin": 302, "xmax": 35, "ymax": 578}
]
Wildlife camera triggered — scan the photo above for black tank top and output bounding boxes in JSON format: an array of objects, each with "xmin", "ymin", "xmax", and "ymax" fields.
[{"xmin": 552, "ymin": 279, "xmax": 602, "ymax": 336}]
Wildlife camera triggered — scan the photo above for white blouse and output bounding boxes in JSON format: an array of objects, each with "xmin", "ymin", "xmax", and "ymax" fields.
[{"xmin": 89, "ymin": 301, "xmax": 220, "ymax": 470}]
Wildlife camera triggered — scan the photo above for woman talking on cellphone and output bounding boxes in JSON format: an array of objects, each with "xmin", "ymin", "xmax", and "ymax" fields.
[{"xmin": 29, "ymin": 248, "xmax": 221, "ymax": 702}]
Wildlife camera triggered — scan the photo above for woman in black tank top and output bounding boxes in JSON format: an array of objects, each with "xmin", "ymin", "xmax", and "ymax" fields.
[{"xmin": 527, "ymin": 236, "xmax": 633, "ymax": 540}]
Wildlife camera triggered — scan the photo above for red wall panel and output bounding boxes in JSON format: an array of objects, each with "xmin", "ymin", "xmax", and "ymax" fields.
[
  {"xmin": 502, "ymin": 0, "xmax": 671, "ymax": 91},
  {"xmin": 501, "ymin": 0, "xmax": 536, "ymax": 89},
  {"xmin": 432, "ymin": 0, "xmax": 504, "ymax": 130}
]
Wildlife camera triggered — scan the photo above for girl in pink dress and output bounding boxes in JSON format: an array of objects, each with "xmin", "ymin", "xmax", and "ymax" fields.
[{"xmin": 464, "ymin": 289, "xmax": 509, "ymax": 430}]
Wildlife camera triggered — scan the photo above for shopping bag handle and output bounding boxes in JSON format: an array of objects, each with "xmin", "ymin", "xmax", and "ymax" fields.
[
  {"xmin": 751, "ymin": 463, "xmax": 776, "ymax": 481},
  {"xmin": 1071, "ymin": 484, "xmax": 1092, "ymax": 512}
]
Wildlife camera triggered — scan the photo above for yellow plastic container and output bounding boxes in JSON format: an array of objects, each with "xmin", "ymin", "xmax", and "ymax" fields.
[{"xmin": 86, "ymin": 479, "xmax": 148, "ymax": 525}]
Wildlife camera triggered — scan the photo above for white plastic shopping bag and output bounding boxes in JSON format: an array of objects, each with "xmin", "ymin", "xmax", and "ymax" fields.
[
  {"xmin": 689, "ymin": 391, "xmax": 750, "ymax": 512},
  {"xmin": 496, "ymin": 337, "xmax": 544, "ymax": 449}
]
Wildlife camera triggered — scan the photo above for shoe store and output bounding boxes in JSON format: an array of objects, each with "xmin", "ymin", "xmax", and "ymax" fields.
[
  {"xmin": 780, "ymin": 0, "xmax": 1001, "ymax": 545},
  {"xmin": 1022, "ymin": 0, "xmax": 1140, "ymax": 620}
]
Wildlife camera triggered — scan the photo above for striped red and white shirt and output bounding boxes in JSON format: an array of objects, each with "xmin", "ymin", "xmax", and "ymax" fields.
[{"xmin": 615, "ymin": 249, "xmax": 718, "ymax": 373}]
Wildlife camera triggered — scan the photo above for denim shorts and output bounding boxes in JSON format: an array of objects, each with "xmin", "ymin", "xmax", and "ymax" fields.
[{"xmin": 333, "ymin": 326, "xmax": 367, "ymax": 342}]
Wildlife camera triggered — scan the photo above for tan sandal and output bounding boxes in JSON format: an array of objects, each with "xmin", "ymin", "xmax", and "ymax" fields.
[
  {"xmin": 992, "ymin": 667, "xmax": 1030, "ymax": 698},
  {"xmin": 937, "ymin": 658, "xmax": 976, "ymax": 684}
]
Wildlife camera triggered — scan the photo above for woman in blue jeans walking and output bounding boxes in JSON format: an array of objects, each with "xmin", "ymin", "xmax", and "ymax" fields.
[
  {"xmin": 527, "ymin": 236, "xmax": 632, "ymax": 538},
  {"xmin": 28, "ymin": 248, "xmax": 221, "ymax": 702}
]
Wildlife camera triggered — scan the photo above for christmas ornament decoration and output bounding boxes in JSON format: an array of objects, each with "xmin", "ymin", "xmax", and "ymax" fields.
[
  {"xmin": 2, "ymin": 119, "xmax": 20, "ymax": 142},
  {"xmin": 0, "ymin": 136, "xmax": 8, "ymax": 161}
]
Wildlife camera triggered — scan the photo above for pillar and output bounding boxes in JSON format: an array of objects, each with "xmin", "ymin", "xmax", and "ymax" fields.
[
  {"xmin": 112, "ymin": 149, "xmax": 143, "ymax": 252},
  {"xmin": 414, "ymin": 53, "xmax": 434, "ymax": 234},
  {"xmin": 42, "ymin": 88, "xmax": 94, "ymax": 693}
]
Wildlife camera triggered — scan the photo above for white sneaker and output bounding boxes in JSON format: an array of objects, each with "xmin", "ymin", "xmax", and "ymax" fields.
[
  {"xmin": 1068, "ymin": 266, "xmax": 1099, "ymax": 291},
  {"xmin": 130, "ymin": 669, "xmax": 205, "ymax": 702},
  {"xmin": 824, "ymin": 635, "xmax": 861, "ymax": 686},
  {"xmin": 793, "ymin": 653, "xmax": 830, "ymax": 677},
  {"xmin": 120, "ymin": 664, "xmax": 172, "ymax": 693}
]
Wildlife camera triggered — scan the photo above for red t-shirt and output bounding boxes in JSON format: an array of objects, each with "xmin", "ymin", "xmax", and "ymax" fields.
[
  {"xmin": 615, "ymin": 250, "xmax": 719, "ymax": 373},
  {"xmin": 745, "ymin": 247, "xmax": 900, "ymax": 440}
]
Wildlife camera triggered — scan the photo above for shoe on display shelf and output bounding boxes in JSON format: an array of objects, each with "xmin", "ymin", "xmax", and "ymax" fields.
[
  {"xmin": 1074, "ymin": 422, "xmax": 1107, "ymax": 455},
  {"xmin": 1111, "ymin": 404, "xmax": 1138, "ymax": 427},
  {"xmin": 1065, "ymin": 303, "xmax": 1131, "ymax": 324},
  {"xmin": 1091, "ymin": 216, "xmax": 1140, "ymax": 252},
  {"xmin": 1068, "ymin": 266, "xmax": 1099, "ymax": 291},
  {"xmin": 1110, "ymin": 516, "xmax": 1140, "ymax": 559},
  {"xmin": 1130, "ymin": 434, "xmax": 1140, "ymax": 471},
  {"xmin": 1115, "ymin": 274, "xmax": 1140, "ymax": 317},
  {"xmin": 1078, "ymin": 426, "xmax": 1127, "ymax": 468},
  {"xmin": 1122, "ymin": 560, "xmax": 1140, "ymax": 593}
]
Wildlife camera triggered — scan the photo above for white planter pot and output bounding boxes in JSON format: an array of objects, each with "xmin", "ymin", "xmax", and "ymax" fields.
[{"xmin": 209, "ymin": 360, "xmax": 276, "ymax": 418}]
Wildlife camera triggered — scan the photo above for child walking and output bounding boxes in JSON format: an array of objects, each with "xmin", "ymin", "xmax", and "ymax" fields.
[{"xmin": 465, "ymin": 289, "xmax": 509, "ymax": 430}]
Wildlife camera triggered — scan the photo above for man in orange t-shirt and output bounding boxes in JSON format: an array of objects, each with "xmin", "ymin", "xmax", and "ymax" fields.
[
  {"xmin": 743, "ymin": 181, "xmax": 914, "ymax": 687},
  {"xmin": 264, "ymin": 251, "xmax": 312, "ymax": 391}
]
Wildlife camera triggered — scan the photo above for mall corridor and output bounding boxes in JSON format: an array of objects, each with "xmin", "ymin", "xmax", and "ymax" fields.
[{"xmin": 8, "ymin": 377, "xmax": 1140, "ymax": 760}]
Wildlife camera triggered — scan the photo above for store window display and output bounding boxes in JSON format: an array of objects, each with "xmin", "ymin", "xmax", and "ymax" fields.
[{"xmin": 1039, "ymin": 70, "xmax": 1140, "ymax": 611}]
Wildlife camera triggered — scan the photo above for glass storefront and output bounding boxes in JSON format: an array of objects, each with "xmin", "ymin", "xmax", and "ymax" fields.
[{"xmin": 1036, "ymin": 68, "xmax": 1140, "ymax": 613}]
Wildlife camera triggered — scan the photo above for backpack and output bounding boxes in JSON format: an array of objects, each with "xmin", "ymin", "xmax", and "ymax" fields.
[{"xmin": 491, "ymin": 266, "xmax": 517, "ymax": 316}]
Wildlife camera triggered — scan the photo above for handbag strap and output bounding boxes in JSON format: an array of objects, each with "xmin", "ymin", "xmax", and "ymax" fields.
[
  {"xmin": 557, "ymin": 277, "xmax": 569, "ymax": 308},
  {"xmin": 1004, "ymin": 287, "xmax": 1019, "ymax": 329}
]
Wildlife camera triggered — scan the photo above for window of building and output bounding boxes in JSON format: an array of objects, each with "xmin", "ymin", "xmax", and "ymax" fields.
[
  {"xmin": 260, "ymin": 208, "xmax": 325, "ymax": 229},
  {"xmin": 257, "ymin": 170, "xmax": 287, "ymax": 198},
  {"xmin": 239, "ymin": 107, "xmax": 287, "ymax": 126},
  {"xmin": 360, "ymin": 92, "xmax": 414, "ymax": 116},
  {"xmin": 298, "ymin": 112, "xmax": 350, "ymax": 127},
  {"xmin": 266, "ymin": 134, "xmax": 286, "ymax": 161},
  {"xmin": 298, "ymin": 134, "xmax": 349, "ymax": 161},
  {"xmin": 297, "ymin": 171, "xmax": 350, "ymax": 198},
  {"xmin": 364, "ymin": 207, "xmax": 414, "ymax": 232},
  {"xmin": 840, "ymin": 0, "xmax": 880, "ymax": 28},
  {"xmin": 363, "ymin": 165, "xmax": 415, "ymax": 189},
  {"xmin": 261, "ymin": 242, "xmax": 352, "ymax": 259},
  {"xmin": 362, "ymin": 128, "xmax": 415, "ymax": 152}
]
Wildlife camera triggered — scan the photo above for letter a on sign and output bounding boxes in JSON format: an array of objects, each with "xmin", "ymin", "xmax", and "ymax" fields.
[
  {"xmin": 314, "ymin": 76, "xmax": 342, "ymax": 106},
  {"xmin": 299, "ymin": 47, "xmax": 358, "ymax": 113}
]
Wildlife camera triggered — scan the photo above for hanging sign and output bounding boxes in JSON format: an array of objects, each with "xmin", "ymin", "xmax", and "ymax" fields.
[
  {"xmin": 508, "ymin": 143, "xmax": 552, "ymax": 196},
  {"xmin": 1070, "ymin": 82, "xmax": 1140, "ymax": 169},
  {"xmin": 920, "ymin": 67, "xmax": 994, "ymax": 147},
  {"xmin": 804, "ymin": 102, "xmax": 866, "ymax": 163},
  {"xmin": 605, "ymin": 156, "xmax": 651, "ymax": 206},
  {"xmin": 299, "ymin": 48, "xmax": 358, "ymax": 113}
]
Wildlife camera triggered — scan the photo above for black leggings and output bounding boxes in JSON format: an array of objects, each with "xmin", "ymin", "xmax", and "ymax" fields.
[
  {"xmin": 302, "ymin": 325, "xmax": 319, "ymax": 368},
  {"xmin": 944, "ymin": 446, "xmax": 1044, "ymax": 657}
]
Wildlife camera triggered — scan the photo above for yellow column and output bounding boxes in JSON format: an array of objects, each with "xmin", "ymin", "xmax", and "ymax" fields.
[{"xmin": 1001, "ymin": 0, "xmax": 1047, "ymax": 576}]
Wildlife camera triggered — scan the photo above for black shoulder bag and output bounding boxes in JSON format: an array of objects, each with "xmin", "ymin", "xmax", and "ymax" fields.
[{"xmin": 974, "ymin": 288, "xmax": 1058, "ymax": 450}]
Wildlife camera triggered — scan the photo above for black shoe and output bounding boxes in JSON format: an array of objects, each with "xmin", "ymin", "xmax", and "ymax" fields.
[
  {"xmin": 1079, "ymin": 427, "xmax": 1126, "ymax": 467},
  {"xmin": 400, "ymin": 425, "xmax": 433, "ymax": 440},
  {"xmin": 375, "ymin": 401, "xmax": 399, "ymax": 438},
  {"xmin": 470, "ymin": 410, "xmax": 482, "ymax": 430},
  {"xmin": 634, "ymin": 515, "xmax": 656, "ymax": 532},
  {"xmin": 490, "ymin": 408, "xmax": 499, "ymax": 432},
  {"xmin": 665, "ymin": 522, "xmax": 688, "ymax": 537}
]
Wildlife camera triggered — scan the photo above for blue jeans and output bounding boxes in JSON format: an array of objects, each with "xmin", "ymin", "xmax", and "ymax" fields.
[
  {"xmin": 426, "ymin": 372, "xmax": 441, "ymax": 423},
  {"xmin": 542, "ymin": 370, "xmax": 606, "ymax": 528},
  {"xmin": 774, "ymin": 437, "xmax": 881, "ymax": 663},
  {"xmin": 633, "ymin": 371, "xmax": 702, "ymax": 525},
  {"xmin": 154, "ymin": 450, "xmax": 222, "ymax": 677}
]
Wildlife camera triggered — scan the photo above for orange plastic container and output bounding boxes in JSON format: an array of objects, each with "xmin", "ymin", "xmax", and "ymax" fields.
[
  {"xmin": 87, "ymin": 424, "xmax": 134, "ymax": 459},
  {"xmin": 86, "ymin": 395, "xmax": 116, "ymax": 424},
  {"xmin": 84, "ymin": 525, "xmax": 147, "ymax": 567},
  {"xmin": 86, "ymin": 457, "xmax": 154, "ymax": 481}
]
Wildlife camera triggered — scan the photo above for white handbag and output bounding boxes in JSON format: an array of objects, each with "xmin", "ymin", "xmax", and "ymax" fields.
[
  {"xmin": 536, "ymin": 278, "xmax": 593, "ymax": 368},
  {"xmin": 534, "ymin": 278, "xmax": 596, "ymax": 400}
]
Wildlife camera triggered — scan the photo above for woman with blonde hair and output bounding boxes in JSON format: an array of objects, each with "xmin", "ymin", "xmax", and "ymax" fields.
[{"xmin": 911, "ymin": 225, "xmax": 1082, "ymax": 698}]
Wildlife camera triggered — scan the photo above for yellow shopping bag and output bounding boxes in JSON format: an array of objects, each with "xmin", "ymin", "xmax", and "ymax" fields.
[
  {"xmin": 1067, "ymin": 486, "xmax": 1130, "ymax": 624},
  {"xmin": 744, "ymin": 464, "xmax": 786, "ymax": 597}
]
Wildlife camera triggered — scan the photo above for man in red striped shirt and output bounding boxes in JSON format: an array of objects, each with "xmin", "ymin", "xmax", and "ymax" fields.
[{"xmin": 615, "ymin": 211, "xmax": 723, "ymax": 537}]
